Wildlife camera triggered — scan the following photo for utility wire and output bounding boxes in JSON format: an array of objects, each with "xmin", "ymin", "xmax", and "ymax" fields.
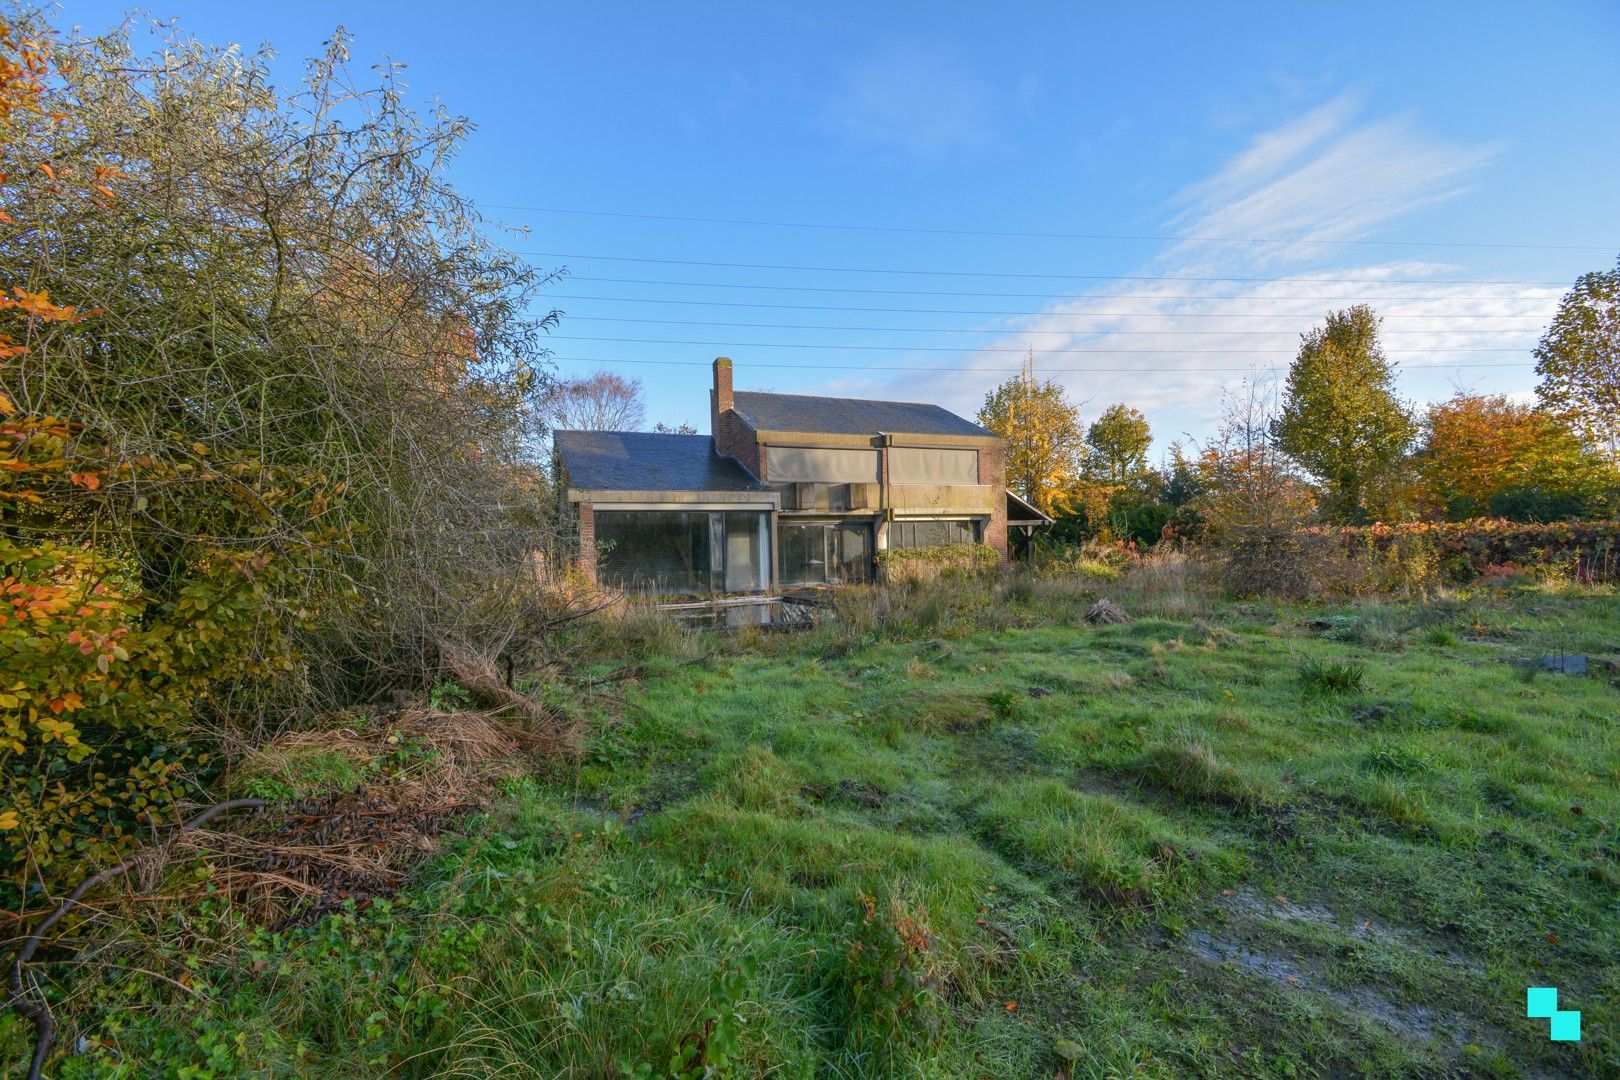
[
  {"xmin": 485, "ymin": 202, "xmax": 1618, "ymax": 253},
  {"xmin": 545, "ymin": 334, "xmax": 1529, "ymax": 355},
  {"xmin": 523, "ymin": 250, "xmax": 1570, "ymax": 286},
  {"xmin": 558, "ymin": 314, "xmax": 1545, "ymax": 336},
  {"xmin": 563, "ymin": 274, "xmax": 1562, "ymax": 302},
  {"xmin": 543, "ymin": 354, "xmax": 1534, "ymax": 374},
  {"xmin": 551, "ymin": 291, "xmax": 1554, "ymax": 319}
]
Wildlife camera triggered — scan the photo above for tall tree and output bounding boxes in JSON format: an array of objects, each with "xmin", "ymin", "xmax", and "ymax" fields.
[
  {"xmin": 977, "ymin": 371, "xmax": 1085, "ymax": 514},
  {"xmin": 1272, "ymin": 305, "xmax": 1415, "ymax": 523},
  {"xmin": 1416, "ymin": 392, "xmax": 1615, "ymax": 519},
  {"xmin": 542, "ymin": 371, "xmax": 646, "ymax": 431},
  {"xmin": 1085, "ymin": 403, "xmax": 1152, "ymax": 485},
  {"xmin": 1534, "ymin": 257, "xmax": 1620, "ymax": 459}
]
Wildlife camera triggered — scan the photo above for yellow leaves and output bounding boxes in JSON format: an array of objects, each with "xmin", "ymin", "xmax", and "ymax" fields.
[
  {"xmin": 0, "ymin": 810, "xmax": 18, "ymax": 831},
  {"xmin": 36, "ymin": 716, "xmax": 80, "ymax": 746}
]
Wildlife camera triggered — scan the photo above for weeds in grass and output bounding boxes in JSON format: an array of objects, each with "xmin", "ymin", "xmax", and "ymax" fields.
[
  {"xmin": 1133, "ymin": 739, "xmax": 1266, "ymax": 809},
  {"xmin": 428, "ymin": 678, "xmax": 474, "ymax": 711},
  {"xmin": 986, "ymin": 688, "xmax": 1024, "ymax": 722},
  {"xmin": 1422, "ymin": 625, "xmax": 1458, "ymax": 646},
  {"xmin": 1299, "ymin": 658, "xmax": 1366, "ymax": 696},
  {"xmin": 826, "ymin": 886, "xmax": 947, "ymax": 1067},
  {"xmin": 1360, "ymin": 740, "xmax": 1432, "ymax": 776}
]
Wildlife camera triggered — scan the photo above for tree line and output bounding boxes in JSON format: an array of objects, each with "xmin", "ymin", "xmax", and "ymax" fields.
[{"xmin": 978, "ymin": 268, "xmax": 1620, "ymax": 546}]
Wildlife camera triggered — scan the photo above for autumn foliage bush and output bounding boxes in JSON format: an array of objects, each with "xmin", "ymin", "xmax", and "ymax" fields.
[
  {"xmin": 0, "ymin": 539, "xmax": 293, "ymax": 894},
  {"xmin": 1, "ymin": 14, "xmax": 561, "ymax": 905},
  {"xmin": 1305, "ymin": 519, "xmax": 1620, "ymax": 585}
]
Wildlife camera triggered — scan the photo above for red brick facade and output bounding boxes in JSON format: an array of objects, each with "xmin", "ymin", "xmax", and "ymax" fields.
[
  {"xmin": 575, "ymin": 501, "xmax": 596, "ymax": 578},
  {"xmin": 711, "ymin": 356, "xmax": 766, "ymax": 480}
]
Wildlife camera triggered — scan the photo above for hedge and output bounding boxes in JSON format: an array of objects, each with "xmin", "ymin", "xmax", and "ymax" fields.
[{"xmin": 1303, "ymin": 519, "xmax": 1620, "ymax": 583}]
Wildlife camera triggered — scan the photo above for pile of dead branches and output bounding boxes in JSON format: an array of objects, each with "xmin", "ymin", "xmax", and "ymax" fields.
[{"xmin": 217, "ymin": 705, "xmax": 568, "ymax": 926}]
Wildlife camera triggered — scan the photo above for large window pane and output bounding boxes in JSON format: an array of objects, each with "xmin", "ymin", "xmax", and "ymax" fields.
[
  {"xmin": 595, "ymin": 511, "xmax": 711, "ymax": 593},
  {"xmin": 780, "ymin": 523, "xmax": 826, "ymax": 587},
  {"xmin": 833, "ymin": 523, "xmax": 873, "ymax": 583},
  {"xmin": 782, "ymin": 521, "xmax": 872, "ymax": 585},
  {"xmin": 597, "ymin": 510, "xmax": 772, "ymax": 594},
  {"xmin": 724, "ymin": 511, "xmax": 770, "ymax": 592}
]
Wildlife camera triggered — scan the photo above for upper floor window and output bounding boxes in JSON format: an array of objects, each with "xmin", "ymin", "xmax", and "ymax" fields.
[
  {"xmin": 766, "ymin": 446, "xmax": 880, "ymax": 483},
  {"xmin": 888, "ymin": 447, "xmax": 978, "ymax": 485},
  {"xmin": 889, "ymin": 519, "xmax": 980, "ymax": 548}
]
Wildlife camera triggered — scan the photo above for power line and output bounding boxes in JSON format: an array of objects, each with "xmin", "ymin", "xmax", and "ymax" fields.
[
  {"xmin": 543, "ymin": 354, "xmax": 1534, "ymax": 374},
  {"xmin": 485, "ymin": 202, "xmax": 1618, "ymax": 254},
  {"xmin": 546, "ymin": 334, "xmax": 1530, "ymax": 355},
  {"xmin": 564, "ymin": 274, "xmax": 1562, "ymax": 302},
  {"xmin": 559, "ymin": 314, "xmax": 1544, "ymax": 336},
  {"xmin": 552, "ymin": 291, "xmax": 1555, "ymax": 320},
  {"xmin": 524, "ymin": 250, "xmax": 1570, "ymax": 286}
]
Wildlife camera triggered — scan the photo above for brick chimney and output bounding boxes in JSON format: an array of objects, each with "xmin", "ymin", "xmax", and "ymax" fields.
[{"xmin": 710, "ymin": 356, "xmax": 734, "ymax": 433}]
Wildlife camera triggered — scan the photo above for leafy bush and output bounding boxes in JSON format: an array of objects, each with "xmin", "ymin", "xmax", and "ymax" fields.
[
  {"xmin": 1, "ymin": 14, "xmax": 564, "ymax": 898},
  {"xmin": 0, "ymin": 538, "xmax": 290, "ymax": 901}
]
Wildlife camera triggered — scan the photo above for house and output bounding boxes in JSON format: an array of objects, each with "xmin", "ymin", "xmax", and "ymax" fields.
[{"xmin": 554, "ymin": 358, "xmax": 1048, "ymax": 594}]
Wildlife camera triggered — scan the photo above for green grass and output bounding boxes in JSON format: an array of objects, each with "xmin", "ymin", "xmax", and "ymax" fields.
[{"xmin": 14, "ymin": 582, "xmax": 1619, "ymax": 1078}]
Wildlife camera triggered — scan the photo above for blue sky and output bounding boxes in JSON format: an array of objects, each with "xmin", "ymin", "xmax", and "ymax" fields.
[{"xmin": 65, "ymin": 1, "xmax": 1620, "ymax": 451}]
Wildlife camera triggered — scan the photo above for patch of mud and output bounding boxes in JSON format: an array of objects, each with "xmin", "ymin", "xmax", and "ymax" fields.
[
  {"xmin": 1215, "ymin": 889, "xmax": 1478, "ymax": 971},
  {"xmin": 1350, "ymin": 701, "xmax": 1404, "ymax": 726},
  {"xmin": 1186, "ymin": 930, "xmax": 1444, "ymax": 1042},
  {"xmin": 1180, "ymin": 886, "xmax": 1509, "ymax": 1060}
]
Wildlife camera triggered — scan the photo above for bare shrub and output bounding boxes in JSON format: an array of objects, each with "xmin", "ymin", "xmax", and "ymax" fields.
[
  {"xmin": 1113, "ymin": 548, "xmax": 1221, "ymax": 618},
  {"xmin": 876, "ymin": 543, "xmax": 999, "ymax": 585}
]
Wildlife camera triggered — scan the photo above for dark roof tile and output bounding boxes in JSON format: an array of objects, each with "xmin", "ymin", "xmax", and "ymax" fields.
[
  {"xmin": 555, "ymin": 431, "xmax": 768, "ymax": 493},
  {"xmin": 731, "ymin": 390, "xmax": 993, "ymax": 438}
]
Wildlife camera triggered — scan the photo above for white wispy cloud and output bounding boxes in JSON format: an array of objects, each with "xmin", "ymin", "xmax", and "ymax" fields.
[{"xmin": 814, "ymin": 95, "xmax": 1555, "ymax": 449}]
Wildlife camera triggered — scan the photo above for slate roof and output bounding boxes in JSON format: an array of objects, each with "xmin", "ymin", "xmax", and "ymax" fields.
[
  {"xmin": 554, "ymin": 430, "xmax": 769, "ymax": 493},
  {"xmin": 731, "ymin": 390, "xmax": 994, "ymax": 438}
]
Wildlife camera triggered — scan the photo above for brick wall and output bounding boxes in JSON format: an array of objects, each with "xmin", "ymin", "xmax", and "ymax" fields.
[
  {"xmin": 711, "ymin": 357, "xmax": 764, "ymax": 479},
  {"xmin": 576, "ymin": 502, "xmax": 596, "ymax": 580}
]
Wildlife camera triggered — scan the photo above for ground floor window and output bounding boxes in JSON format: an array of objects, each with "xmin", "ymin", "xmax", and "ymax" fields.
[
  {"xmin": 888, "ymin": 518, "xmax": 980, "ymax": 549},
  {"xmin": 780, "ymin": 519, "xmax": 873, "ymax": 586},
  {"xmin": 594, "ymin": 510, "xmax": 770, "ymax": 594}
]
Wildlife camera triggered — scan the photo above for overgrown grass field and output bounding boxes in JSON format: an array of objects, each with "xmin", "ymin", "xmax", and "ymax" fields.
[{"xmin": 11, "ymin": 577, "xmax": 1618, "ymax": 1078}]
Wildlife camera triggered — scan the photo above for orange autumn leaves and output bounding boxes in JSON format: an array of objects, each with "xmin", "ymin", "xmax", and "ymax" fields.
[{"xmin": 1415, "ymin": 392, "xmax": 1615, "ymax": 517}]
